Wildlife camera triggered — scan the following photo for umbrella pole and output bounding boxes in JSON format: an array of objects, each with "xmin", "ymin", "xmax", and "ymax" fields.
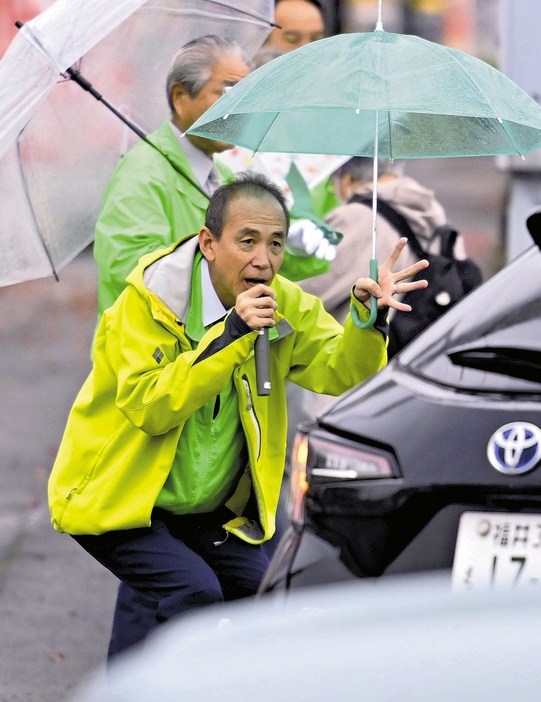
[
  {"xmin": 353, "ymin": 111, "xmax": 379, "ymax": 329},
  {"xmin": 65, "ymin": 68, "xmax": 209, "ymax": 199}
]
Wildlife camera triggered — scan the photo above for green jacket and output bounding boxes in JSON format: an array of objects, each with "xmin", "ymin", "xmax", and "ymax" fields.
[
  {"xmin": 94, "ymin": 120, "xmax": 327, "ymax": 318},
  {"xmin": 48, "ymin": 234, "xmax": 387, "ymax": 543}
]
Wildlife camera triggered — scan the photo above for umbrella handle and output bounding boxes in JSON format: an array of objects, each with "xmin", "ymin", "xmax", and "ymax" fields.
[{"xmin": 352, "ymin": 259, "xmax": 378, "ymax": 329}]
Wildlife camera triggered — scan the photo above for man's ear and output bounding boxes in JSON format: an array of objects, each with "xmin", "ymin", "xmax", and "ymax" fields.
[
  {"xmin": 199, "ymin": 227, "xmax": 216, "ymax": 262},
  {"xmin": 171, "ymin": 82, "xmax": 190, "ymax": 113}
]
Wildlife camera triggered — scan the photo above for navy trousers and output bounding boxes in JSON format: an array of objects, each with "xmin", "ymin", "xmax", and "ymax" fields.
[{"xmin": 73, "ymin": 507, "xmax": 269, "ymax": 659}]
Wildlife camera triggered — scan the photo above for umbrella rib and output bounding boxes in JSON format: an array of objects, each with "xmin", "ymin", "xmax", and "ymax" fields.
[
  {"xmin": 495, "ymin": 118, "xmax": 525, "ymax": 158},
  {"xmin": 142, "ymin": 7, "xmax": 274, "ymax": 27},
  {"xmin": 250, "ymin": 112, "xmax": 281, "ymax": 154},
  {"xmin": 16, "ymin": 135, "xmax": 59, "ymax": 282},
  {"xmin": 432, "ymin": 46, "xmax": 524, "ymax": 156},
  {"xmin": 387, "ymin": 111, "xmax": 393, "ymax": 161},
  {"xmin": 196, "ymin": 0, "xmax": 276, "ymax": 26}
]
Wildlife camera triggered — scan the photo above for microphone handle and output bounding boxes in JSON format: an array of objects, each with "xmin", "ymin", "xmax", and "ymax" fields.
[{"xmin": 254, "ymin": 327, "xmax": 271, "ymax": 396}]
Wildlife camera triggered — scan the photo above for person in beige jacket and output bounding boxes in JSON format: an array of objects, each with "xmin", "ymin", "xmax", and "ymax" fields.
[
  {"xmin": 285, "ymin": 157, "xmax": 465, "ymax": 452},
  {"xmin": 300, "ymin": 157, "xmax": 466, "ymax": 324}
]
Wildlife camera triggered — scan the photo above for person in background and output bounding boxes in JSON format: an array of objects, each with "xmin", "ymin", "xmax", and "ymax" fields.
[
  {"xmin": 49, "ymin": 173, "xmax": 428, "ymax": 658},
  {"xmin": 285, "ymin": 156, "xmax": 467, "ymax": 449},
  {"xmin": 264, "ymin": 0, "xmax": 326, "ymax": 53},
  {"xmin": 93, "ymin": 35, "xmax": 250, "ymax": 320},
  {"xmin": 300, "ymin": 156, "xmax": 467, "ymax": 323}
]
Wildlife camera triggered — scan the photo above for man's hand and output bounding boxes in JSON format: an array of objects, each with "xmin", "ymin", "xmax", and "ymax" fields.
[
  {"xmin": 287, "ymin": 219, "xmax": 337, "ymax": 261},
  {"xmin": 235, "ymin": 284, "xmax": 278, "ymax": 330},
  {"xmin": 353, "ymin": 237, "xmax": 429, "ymax": 311}
]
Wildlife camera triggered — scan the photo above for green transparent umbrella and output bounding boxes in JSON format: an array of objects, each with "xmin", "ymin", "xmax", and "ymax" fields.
[
  {"xmin": 188, "ymin": 30, "xmax": 541, "ymax": 158},
  {"xmin": 188, "ymin": 23, "xmax": 541, "ymax": 327}
]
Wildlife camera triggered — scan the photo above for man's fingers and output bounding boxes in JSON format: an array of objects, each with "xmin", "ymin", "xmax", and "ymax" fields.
[
  {"xmin": 396, "ymin": 279, "xmax": 429, "ymax": 295},
  {"xmin": 388, "ymin": 278, "xmax": 428, "ymax": 312},
  {"xmin": 244, "ymin": 283, "xmax": 277, "ymax": 301},
  {"xmin": 235, "ymin": 285, "xmax": 278, "ymax": 330},
  {"xmin": 353, "ymin": 277, "xmax": 383, "ymax": 308},
  {"xmin": 393, "ymin": 257, "xmax": 430, "ymax": 283},
  {"xmin": 381, "ymin": 237, "xmax": 409, "ymax": 271},
  {"xmin": 354, "ymin": 277, "xmax": 382, "ymax": 299}
]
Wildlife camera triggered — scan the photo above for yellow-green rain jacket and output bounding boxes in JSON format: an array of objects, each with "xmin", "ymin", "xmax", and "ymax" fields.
[{"xmin": 48, "ymin": 234, "xmax": 387, "ymax": 544}]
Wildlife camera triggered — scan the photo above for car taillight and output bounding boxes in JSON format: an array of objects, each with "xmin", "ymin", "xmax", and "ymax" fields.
[
  {"xmin": 309, "ymin": 434, "xmax": 397, "ymax": 480},
  {"xmin": 288, "ymin": 430, "xmax": 309, "ymax": 525}
]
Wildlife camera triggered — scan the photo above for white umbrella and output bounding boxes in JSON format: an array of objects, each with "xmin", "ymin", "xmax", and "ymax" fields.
[{"xmin": 0, "ymin": 0, "xmax": 274, "ymax": 287}]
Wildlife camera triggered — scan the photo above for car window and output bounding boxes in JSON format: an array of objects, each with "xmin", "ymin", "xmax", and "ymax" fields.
[{"xmin": 399, "ymin": 246, "xmax": 541, "ymax": 393}]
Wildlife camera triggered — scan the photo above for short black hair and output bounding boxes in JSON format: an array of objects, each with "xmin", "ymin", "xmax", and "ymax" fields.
[{"xmin": 205, "ymin": 172, "xmax": 290, "ymax": 239}]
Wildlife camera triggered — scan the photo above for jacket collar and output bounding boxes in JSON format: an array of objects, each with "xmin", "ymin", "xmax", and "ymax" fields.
[{"xmin": 136, "ymin": 235, "xmax": 199, "ymax": 323}]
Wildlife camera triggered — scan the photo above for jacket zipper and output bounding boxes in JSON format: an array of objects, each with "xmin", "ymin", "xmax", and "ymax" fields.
[
  {"xmin": 241, "ymin": 375, "xmax": 262, "ymax": 460},
  {"xmin": 234, "ymin": 374, "xmax": 265, "ymax": 542}
]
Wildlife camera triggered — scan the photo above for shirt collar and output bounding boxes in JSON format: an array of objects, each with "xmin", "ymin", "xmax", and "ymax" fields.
[
  {"xmin": 169, "ymin": 121, "xmax": 214, "ymax": 193},
  {"xmin": 201, "ymin": 256, "xmax": 228, "ymax": 328}
]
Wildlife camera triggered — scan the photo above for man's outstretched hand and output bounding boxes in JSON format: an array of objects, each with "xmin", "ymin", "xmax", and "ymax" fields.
[{"xmin": 353, "ymin": 237, "xmax": 429, "ymax": 312}]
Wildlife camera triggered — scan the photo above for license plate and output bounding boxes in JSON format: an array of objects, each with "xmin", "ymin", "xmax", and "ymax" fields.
[{"xmin": 452, "ymin": 511, "xmax": 541, "ymax": 591}]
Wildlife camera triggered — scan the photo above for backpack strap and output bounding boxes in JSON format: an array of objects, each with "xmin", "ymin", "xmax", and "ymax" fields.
[
  {"xmin": 433, "ymin": 224, "xmax": 459, "ymax": 259},
  {"xmin": 348, "ymin": 194, "xmax": 427, "ymax": 260},
  {"xmin": 349, "ymin": 194, "xmax": 461, "ymax": 260}
]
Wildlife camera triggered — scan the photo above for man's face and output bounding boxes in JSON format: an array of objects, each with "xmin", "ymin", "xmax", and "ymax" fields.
[
  {"xmin": 172, "ymin": 53, "xmax": 250, "ymax": 156},
  {"xmin": 199, "ymin": 195, "xmax": 287, "ymax": 309},
  {"xmin": 266, "ymin": 0, "xmax": 325, "ymax": 53}
]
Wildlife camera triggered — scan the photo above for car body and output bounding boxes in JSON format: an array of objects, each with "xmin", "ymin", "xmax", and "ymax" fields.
[
  {"xmin": 71, "ymin": 573, "xmax": 541, "ymax": 702},
  {"xmin": 260, "ymin": 241, "xmax": 541, "ymax": 595}
]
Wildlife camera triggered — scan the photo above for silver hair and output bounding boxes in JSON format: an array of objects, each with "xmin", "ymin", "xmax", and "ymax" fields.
[
  {"xmin": 166, "ymin": 35, "xmax": 251, "ymax": 112},
  {"xmin": 333, "ymin": 157, "xmax": 405, "ymax": 184}
]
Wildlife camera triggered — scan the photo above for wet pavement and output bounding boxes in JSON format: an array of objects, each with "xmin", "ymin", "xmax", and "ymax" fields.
[
  {"xmin": 0, "ymin": 156, "xmax": 509, "ymax": 700},
  {"xmin": 0, "ymin": 251, "xmax": 116, "ymax": 701}
]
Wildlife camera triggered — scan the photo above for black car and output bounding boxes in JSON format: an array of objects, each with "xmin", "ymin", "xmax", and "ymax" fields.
[{"xmin": 260, "ymin": 232, "xmax": 541, "ymax": 595}]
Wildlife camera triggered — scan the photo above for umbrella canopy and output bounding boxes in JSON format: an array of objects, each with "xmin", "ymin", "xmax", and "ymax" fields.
[
  {"xmin": 0, "ymin": 0, "xmax": 274, "ymax": 287},
  {"xmin": 188, "ymin": 29, "xmax": 541, "ymax": 158},
  {"xmin": 189, "ymin": 26, "xmax": 541, "ymax": 328}
]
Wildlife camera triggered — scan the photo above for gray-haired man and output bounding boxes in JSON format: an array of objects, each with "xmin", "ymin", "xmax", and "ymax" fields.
[{"xmin": 94, "ymin": 35, "xmax": 251, "ymax": 320}]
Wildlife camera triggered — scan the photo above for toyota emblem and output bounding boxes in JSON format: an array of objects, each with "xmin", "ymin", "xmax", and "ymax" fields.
[{"xmin": 487, "ymin": 422, "xmax": 541, "ymax": 475}]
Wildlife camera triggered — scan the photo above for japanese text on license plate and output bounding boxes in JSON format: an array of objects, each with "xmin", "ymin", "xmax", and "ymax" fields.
[{"xmin": 452, "ymin": 512, "xmax": 541, "ymax": 591}]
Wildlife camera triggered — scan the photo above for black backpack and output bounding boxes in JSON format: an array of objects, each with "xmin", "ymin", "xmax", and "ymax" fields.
[{"xmin": 350, "ymin": 195, "xmax": 483, "ymax": 358}]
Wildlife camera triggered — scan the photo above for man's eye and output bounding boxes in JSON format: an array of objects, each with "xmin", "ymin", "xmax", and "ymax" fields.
[
  {"xmin": 241, "ymin": 238, "xmax": 255, "ymax": 246},
  {"xmin": 271, "ymin": 240, "xmax": 283, "ymax": 250}
]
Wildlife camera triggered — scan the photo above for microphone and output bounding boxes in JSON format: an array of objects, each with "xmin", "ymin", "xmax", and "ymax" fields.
[{"xmin": 254, "ymin": 327, "xmax": 271, "ymax": 396}]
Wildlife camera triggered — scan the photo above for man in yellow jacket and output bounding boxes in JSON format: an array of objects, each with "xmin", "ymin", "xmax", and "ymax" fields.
[{"xmin": 49, "ymin": 173, "xmax": 428, "ymax": 657}]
